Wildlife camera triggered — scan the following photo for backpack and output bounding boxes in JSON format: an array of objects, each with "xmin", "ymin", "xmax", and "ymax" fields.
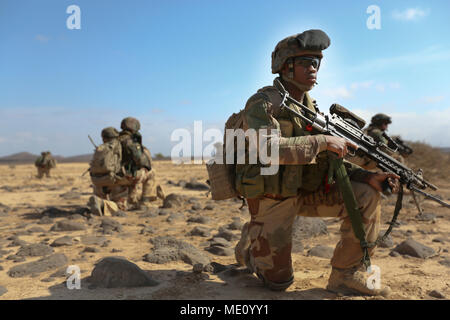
[
  {"xmin": 206, "ymin": 110, "xmax": 244, "ymax": 200},
  {"xmin": 89, "ymin": 139, "xmax": 122, "ymax": 187}
]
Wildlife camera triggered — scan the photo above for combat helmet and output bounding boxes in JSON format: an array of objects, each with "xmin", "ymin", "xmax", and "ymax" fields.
[
  {"xmin": 120, "ymin": 117, "xmax": 141, "ymax": 133},
  {"xmin": 271, "ymin": 29, "xmax": 331, "ymax": 74},
  {"xmin": 371, "ymin": 113, "xmax": 392, "ymax": 126},
  {"xmin": 101, "ymin": 127, "xmax": 119, "ymax": 141}
]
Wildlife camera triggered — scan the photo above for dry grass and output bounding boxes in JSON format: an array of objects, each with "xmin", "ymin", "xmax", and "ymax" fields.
[{"xmin": 405, "ymin": 141, "xmax": 450, "ymax": 180}]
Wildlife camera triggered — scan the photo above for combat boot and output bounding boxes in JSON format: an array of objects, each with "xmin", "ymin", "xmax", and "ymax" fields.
[
  {"xmin": 87, "ymin": 195, "xmax": 104, "ymax": 216},
  {"xmin": 234, "ymin": 222, "xmax": 250, "ymax": 266},
  {"xmin": 326, "ymin": 265, "xmax": 391, "ymax": 297}
]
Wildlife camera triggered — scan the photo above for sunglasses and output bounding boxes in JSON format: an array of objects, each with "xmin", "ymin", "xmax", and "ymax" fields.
[{"xmin": 293, "ymin": 56, "xmax": 321, "ymax": 69}]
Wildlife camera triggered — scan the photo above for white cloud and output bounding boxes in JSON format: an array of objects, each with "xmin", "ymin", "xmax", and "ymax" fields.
[
  {"xmin": 392, "ymin": 8, "xmax": 430, "ymax": 21},
  {"xmin": 321, "ymin": 86, "xmax": 353, "ymax": 99},
  {"xmin": 418, "ymin": 96, "xmax": 445, "ymax": 104}
]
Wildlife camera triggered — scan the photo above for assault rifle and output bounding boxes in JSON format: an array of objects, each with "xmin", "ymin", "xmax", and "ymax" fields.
[
  {"xmin": 274, "ymin": 78, "xmax": 449, "ymax": 209},
  {"xmin": 391, "ymin": 136, "xmax": 413, "ymax": 156}
]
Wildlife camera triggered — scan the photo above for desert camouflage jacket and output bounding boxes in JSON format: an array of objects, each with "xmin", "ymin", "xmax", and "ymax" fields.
[{"xmin": 235, "ymin": 78, "xmax": 366, "ymax": 199}]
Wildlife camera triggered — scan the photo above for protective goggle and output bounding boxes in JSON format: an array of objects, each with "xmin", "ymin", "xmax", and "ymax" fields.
[{"xmin": 293, "ymin": 56, "xmax": 321, "ymax": 69}]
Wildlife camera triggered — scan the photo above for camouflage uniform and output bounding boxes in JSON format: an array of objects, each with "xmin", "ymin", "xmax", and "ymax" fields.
[
  {"xmin": 35, "ymin": 151, "xmax": 56, "ymax": 178},
  {"xmin": 234, "ymin": 30, "xmax": 386, "ymax": 294}
]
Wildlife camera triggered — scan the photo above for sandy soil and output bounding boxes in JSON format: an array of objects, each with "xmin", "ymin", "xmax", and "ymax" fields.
[{"xmin": 0, "ymin": 161, "xmax": 449, "ymax": 300}]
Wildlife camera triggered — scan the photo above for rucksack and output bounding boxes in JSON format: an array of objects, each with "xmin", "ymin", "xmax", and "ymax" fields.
[{"xmin": 89, "ymin": 139, "xmax": 122, "ymax": 186}]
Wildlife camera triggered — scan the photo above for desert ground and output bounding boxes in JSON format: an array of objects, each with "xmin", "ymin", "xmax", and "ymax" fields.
[{"xmin": 0, "ymin": 158, "xmax": 449, "ymax": 300}]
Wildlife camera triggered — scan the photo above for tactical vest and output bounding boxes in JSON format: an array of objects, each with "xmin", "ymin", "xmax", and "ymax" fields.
[
  {"xmin": 235, "ymin": 86, "xmax": 329, "ymax": 198},
  {"xmin": 119, "ymin": 132, "xmax": 151, "ymax": 175}
]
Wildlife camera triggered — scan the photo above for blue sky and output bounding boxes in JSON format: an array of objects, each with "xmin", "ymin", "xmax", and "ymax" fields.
[{"xmin": 1, "ymin": 0, "xmax": 449, "ymax": 156}]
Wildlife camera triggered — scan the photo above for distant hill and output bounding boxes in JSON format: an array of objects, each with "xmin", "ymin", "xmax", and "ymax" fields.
[
  {"xmin": 0, "ymin": 152, "xmax": 92, "ymax": 164},
  {"xmin": 439, "ymin": 147, "xmax": 450, "ymax": 153}
]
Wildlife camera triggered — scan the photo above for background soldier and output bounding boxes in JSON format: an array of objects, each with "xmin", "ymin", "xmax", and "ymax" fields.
[
  {"xmin": 233, "ymin": 29, "xmax": 399, "ymax": 296},
  {"xmin": 34, "ymin": 151, "xmax": 56, "ymax": 178}
]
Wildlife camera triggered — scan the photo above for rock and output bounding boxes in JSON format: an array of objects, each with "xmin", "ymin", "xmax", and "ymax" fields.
[
  {"xmin": 140, "ymin": 208, "xmax": 159, "ymax": 218},
  {"xmin": 227, "ymin": 220, "xmax": 243, "ymax": 231},
  {"xmin": 209, "ymin": 237, "xmax": 232, "ymax": 248},
  {"xmin": 140, "ymin": 226, "xmax": 155, "ymax": 235},
  {"xmin": 216, "ymin": 229, "xmax": 239, "ymax": 242},
  {"xmin": 0, "ymin": 210, "xmax": 8, "ymax": 217},
  {"xmin": 162, "ymin": 194, "xmax": 183, "ymax": 208},
  {"xmin": 392, "ymin": 239, "xmax": 436, "ymax": 259},
  {"xmin": 67, "ymin": 214, "xmax": 85, "ymax": 220},
  {"xmin": 38, "ymin": 216, "xmax": 54, "ymax": 225},
  {"xmin": 292, "ymin": 240, "xmax": 304, "ymax": 253},
  {"xmin": 191, "ymin": 203, "xmax": 202, "ymax": 211},
  {"xmin": 16, "ymin": 244, "xmax": 54, "ymax": 257},
  {"xmin": 50, "ymin": 220, "xmax": 87, "ymax": 232},
  {"xmin": 7, "ymin": 238, "xmax": 28, "ymax": 247},
  {"xmin": 8, "ymin": 253, "xmax": 68, "ymax": 278},
  {"xmin": 50, "ymin": 236, "xmax": 73, "ymax": 247},
  {"xmin": 189, "ymin": 226, "xmax": 211, "ymax": 237},
  {"xmin": 415, "ymin": 213, "xmax": 436, "ymax": 222},
  {"xmin": 111, "ymin": 210, "xmax": 127, "ymax": 217},
  {"xmin": 193, "ymin": 263, "xmax": 203, "ymax": 274},
  {"xmin": 0, "ymin": 286, "xmax": 7, "ymax": 296},
  {"xmin": 166, "ymin": 213, "xmax": 184, "ymax": 223},
  {"xmin": 185, "ymin": 181, "xmax": 209, "ymax": 191},
  {"xmin": 88, "ymin": 257, "xmax": 159, "ymax": 288},
  {"xmin": 83, "ymin": 247, "xmax": 100, "ymax": 253},
  {"xmin": 59, "ymin": 191, "xmax": 82, "ymax": 200},
  {"xmin": 81, "ymin": 235, "xmax": 107, "ymax": 246},
  {"xmin": 27, "ymin": 226, "xmax": 46, "ymax": 233},
  {"xmin": 111, "ymin": 249, "xmax": 122, "ymax": 253},
  {"xmin": 100, "ymin": 218, "xmax": 123, "ymax": 234},
  {"xmin": 438, "ymin": 258, "xmax": 450, "ymax": 268},
  {"xmin": 432, "ymin": 237, "xmax": 446, "ymax": 243},
  {"xmin": 210, "ymin": 262, "xmax": 228, "ymax": 274},
  {"xmin": 146, "ymin": 236, "xmax": 210, "ymax": 266},
  {"xmin": 292, "ymin": 216, "xmax": 328, "ymax": 240},
  {"xmin": 377, "ymin": 232, "xmax": 394, "ymax": 248},
  {"xmin": 187, "ymin": 216, "xmax": 211, "ymax": 224},
  {"xmin": 429, "ymin": 290, "xmax": 446, "ymax": 299},
  {"xmin": 50, "ymin": 268, "xmax": 68, "ymax": 278},
  {"xmin": 7, "ymin": 255, "xmax": 26, "ymax": 263},
  {"xmin": 307, "ymin": 245, "xmax": 334, "ymax": 259},
  {"xmin": 389, "ymin": 251, "xmax": 401, "ymax": 257},
  {"xmin": 204, "ymin": 205, "xmax": 215, "ymax": 210},
  {"xmin": 205, "ymin": 245, "xmax": 234, "ymax": 256},
  {"xmin": 158, "ymin": 209, "xmax": 172, "ymax": 216}
]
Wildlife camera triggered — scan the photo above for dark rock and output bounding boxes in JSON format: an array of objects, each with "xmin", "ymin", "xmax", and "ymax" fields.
[
  {"xmin": 50, "ymin": 268, "xmax": 68, "ymax": 278},
  {"xmin": 292, "ymin": 216, "xmax": 328, "ymax": 240},
  {"xmin": 227, "ymin": 220, "xmax": 243, "ymax": 231},
  {"xmin": 67, "ymin": 214, "xmax": 85, "ymax": 220},
  {"xmin": 205, "ymin": 245, "xmax": 234, "ymax": 256},
  {"xmin": 41, "ymin": 207, "xmax": 70, "ymax": 218},
  {"xmin": 193, "ymin": 263, "xmax": 203, "ymax": 273},
  {"xmin": 139, "ymin": 208, "xmax": 159, "ymax": 218},
  {"xmin": 216, "ymin": 229, "xmax": 239, "ymax": 242},
  {"xmin": 162, "ymin": 194, "xmax": 183, "ymax": 208},
  {"xmin": 101, "ymin": 240, "xmax": 111, "ymax": 248},
  {"xmin": 389, "ymin": 251, "xmax": 401, "ymax": 257},
  {"xmin": 50, "ymin": 236, "xmax": 73, "ymax": 247},
  {"xmin": 38, "ymin": 216, "xmax": 54, "ymax": 225},
  {"xmin": 41, "ymin": 277, "xmax": 55, "ymax": 283},
  {"xmin": 439, "ymin": 258, "xmax": 450, "ymax": 268},
  {"xmin": 191, "ymin": 203, "xmax": 202, "ymax": 211},
  {"xmin": 415, "ymin": 213, "xmax": 436, "ymax": 222},
  {"xmin": 81, "ymin": 235, "xmax": 107, "ymax": 246},
  {"xmin": 209, "ymin": 237, "xmax": 232, "ymax": 248},
  {"xmin": 204, "ymin": 205, "xmax": 215, "ymax": 210},
  {"xmin": 27, "ymin": 226, "xmax": 46, "ymax": 234},
  {"xmin": 0, "ymin": 286, "xmax": 7, "ymax": 297},
  {"xmin": 392, "ymin": 239, "xmax": 436, "ymax": 259},
  {"xmin": 146, "ymin": 236, "xmax": 210, "ymax": 266},
  {"xmin": 140, "ymin": 226, "xmax": 155, "ymax": 235},
  {"xmin": 16, "ymin": 244, "xmax": 54, "ymax": 257},
  {"xmin": 88, "ymin": 257, "xmax": 159, "ymax": 288},
  {"xmin": 377, "ymin": 232, "xmax": 394, "ymax": 248},
  {"xmin": 8, "ymin": 253, "xmax": 68, "ymax": 278},
  {"xmin": 100, "ymin": 218, "xmax": 123, "ymax": 234},
  {"xmin": 50, "ymin": 220, "xmax": 86, "ymax": 232},
  {"xmin": 429, "ymin": 290, "xmax": 446, "ymax": 299},
  {"xmin": 189, "ymin": 226, "xmax": 211, "ymax": 237},
  {"xmin": 307, "ymin": 245, "xmax": 334, "ymax": 259},
  {"xmin": 83, "ymin": 247, "xmax": 100, "ymax": 253},
  {"xmin": 111, "ymin": 210, "xmax": 127, "ymax": 218},
  {"xmin": 60, "ymin": 191, "xmax": 82, "ymax": 200},
  {"xmin": 417, "ymin": 228, "xmax": 438, "ymax": 235},
  {"xmin": 111, "ymin": 248, "xmax": 122, "ymax": 253},
  {"xmin": 432, "ymin": 237, "xmax": 446, "ymax": 243},
  {"xmin": 185, "ymin": 181, "xmax": 209, "ymax": 191},
  {"xmin": 210, "ymin": 262, "xmax": 228, "ymax": 274},
  {"xmin": 7, "ymin": 255, "xmax": 26, "ymax": 263},
  {"xmin": 187, "ymin": 216, "xmax": 211, "ymax": 224},
  {"xmin": 158, "ymin": 209, "xmax": 172, "ymax": 216},
  {"xmin": 166, "ymin": 213, "xmax": 184, "ymax": 223},
  {"xmin": 7, "ymin": 238, "xmax": 28, "ymax": 247}
]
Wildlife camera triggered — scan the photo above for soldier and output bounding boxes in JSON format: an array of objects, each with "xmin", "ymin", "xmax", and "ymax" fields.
[
  {"xmin": 233, "ymin": 30, "xmax": 400, "ymax": 295},
  {"xmin": 35, "ymin": 151, "xmax": 56, "ymax": 178}
]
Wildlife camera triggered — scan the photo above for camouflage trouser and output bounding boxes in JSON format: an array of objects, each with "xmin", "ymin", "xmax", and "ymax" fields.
[
  {"xmin": 37, "ymin": 167, "xmax": 51, "ymax": 178},
  {"xmin": 92, "ymin": 184, "xmax": 129, "ymax": 215},
  {"xmin": 237, "ymin": 181, "xmax": 381, "ymax": 288},
  {"xmin": 128, "ymin": 168, "xmax": 162, "ymax": 205}
]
